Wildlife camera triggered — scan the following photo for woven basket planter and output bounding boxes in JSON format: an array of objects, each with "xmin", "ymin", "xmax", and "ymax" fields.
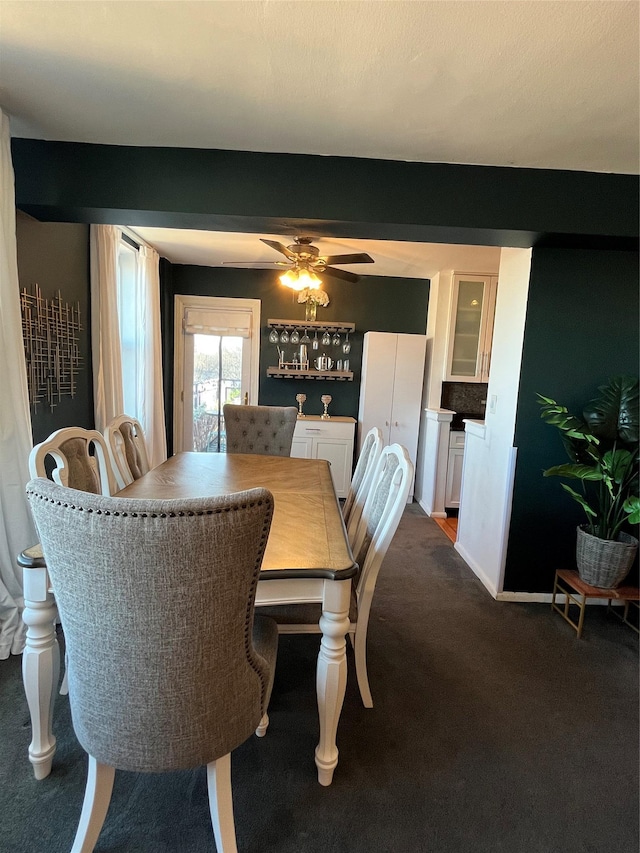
[{"xmin": 575, "ymin": 526, "xmax": 638, "ymax": 589}]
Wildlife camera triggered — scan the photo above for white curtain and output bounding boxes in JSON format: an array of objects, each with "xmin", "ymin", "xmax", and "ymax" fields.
[
  {"xmin": 90, "ymin": 224, "xmax": 124, "ymax": 431},
  {"xmin": 92, "ymin": 229, "xmax": 166, "ymax": 466},
  {"xmin": 135, "ymin": 245, "xmax": 167, "ymax": 467},
  {"xmin": 0, "ymin": 108, "xmax": 36, "ymax": 658}
]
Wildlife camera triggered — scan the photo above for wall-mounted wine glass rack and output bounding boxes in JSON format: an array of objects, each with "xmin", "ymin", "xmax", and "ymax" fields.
[{"xmin": 266, "ymin": 319, "xmax": 355, "ymax": 381}]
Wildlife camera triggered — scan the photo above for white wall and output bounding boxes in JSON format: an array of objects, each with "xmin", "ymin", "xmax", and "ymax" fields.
[
  {"xmin": 455, "ymin": 248, "xmax": 532, "ymax": 596},
  {"xmin": 415, "ymin": 271, "xmax": 442, "ymax": 504}
]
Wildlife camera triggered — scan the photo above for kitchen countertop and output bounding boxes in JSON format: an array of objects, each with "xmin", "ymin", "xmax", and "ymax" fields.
[{"xmin": 463, "ymin": 418, "xmax": 486, "ymax": 438}]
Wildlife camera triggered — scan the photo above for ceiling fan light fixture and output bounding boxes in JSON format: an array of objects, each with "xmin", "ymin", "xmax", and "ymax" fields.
[{"xmin": 279, "ymin": 268, "xmax": 322, "ymax": 291}]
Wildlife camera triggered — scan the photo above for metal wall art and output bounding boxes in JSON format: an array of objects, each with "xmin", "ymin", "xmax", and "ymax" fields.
[{"xmin": 20, "ymin": 283, "xmax": 82, "ymax": 411}]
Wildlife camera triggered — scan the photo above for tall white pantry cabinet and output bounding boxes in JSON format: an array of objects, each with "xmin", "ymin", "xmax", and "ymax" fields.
[{"xmin": 357, "ymin": 332, "xmax": 427, "ymax": 498}]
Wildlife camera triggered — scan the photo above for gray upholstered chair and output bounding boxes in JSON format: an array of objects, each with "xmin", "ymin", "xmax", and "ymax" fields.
[
  {"xmin": 257, "ymin": 444, "xmax": 413, "ymax": 709},
  {"xmin": 342, "ymin": 426, "xmax": 384, "ymax": 530},
  {"xmin": 223, "ymin": 404, "xmax": 298, "ymax": 456},
  {"xmin": 104, "ymin": 414, "xmax": 151, "ymax": 490},
  {"xmin": 26, "ymin": 478, "xmax": 277, "ymax": 853}
]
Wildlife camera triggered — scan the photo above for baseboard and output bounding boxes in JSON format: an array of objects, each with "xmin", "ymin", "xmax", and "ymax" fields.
[
  {"xmin": 418, "ymin": 496, "xmax": 446, "ymax": 518},
  {"xmin": 454, "ymin": 542, "xmax": 499, "ymax": 599},
  {"xmin": 496, "ymin": 591, "xmax": 555, "ymax": 603},
  {"xmin": 453, "ymin": 544, "xmax": 613, "ymax": 605}
]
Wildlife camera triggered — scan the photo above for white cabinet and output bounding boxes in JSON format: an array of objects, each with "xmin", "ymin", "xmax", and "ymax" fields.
[
  {"xmin": 357, "ymin": 332, "xmax": 426, "ymax": 498},
  {"xmin": 445, "ymin": 274, "xmax": 498, "ymax": 383},
  {"xmin": 445, "ymin": 430, "xmax": 465, "ymax": 508},
  {"xmin": 291, "ymin": 416, "xmax": 356, "ymax": 498}
]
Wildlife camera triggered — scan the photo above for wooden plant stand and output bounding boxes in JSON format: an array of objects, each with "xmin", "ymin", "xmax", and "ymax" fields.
[{"xmin": 552, "ymin": 569, "xmax": 640, "ymax": 639}]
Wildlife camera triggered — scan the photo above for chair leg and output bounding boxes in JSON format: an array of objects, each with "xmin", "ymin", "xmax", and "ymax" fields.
[
  {"xmin": 353, "ymin": 627, "xmax": 373, "ymax": 709},
  {"xmin": 70, "ymin": 756, "xmax": 115, "ymax": 853},
  {"xmin": 255, "ymin": 713, "xmax": 269, "ymax": 737},
  {"xmin": 207, "ymin": 753, "xmax": 238, "ymax": 853}
]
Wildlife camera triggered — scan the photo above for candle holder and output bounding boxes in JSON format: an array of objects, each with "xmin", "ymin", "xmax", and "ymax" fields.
[
  {"xmin": 296, "ymin": 393, "xmax": 307, "ymax": 418},
  {"xmin": 321, "ymin": 394, "xmax": 332, "ymax": 419}
]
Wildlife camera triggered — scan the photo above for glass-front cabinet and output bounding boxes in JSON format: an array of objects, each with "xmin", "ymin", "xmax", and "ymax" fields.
[{"xmin": 445, "ymin": 274, "xmax": 498, "ymax": 382}]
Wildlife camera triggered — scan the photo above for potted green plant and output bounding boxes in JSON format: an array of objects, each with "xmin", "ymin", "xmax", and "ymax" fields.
[{"xmin": 537, "ymin": 375, "xmax": 640, "ymax": 588}]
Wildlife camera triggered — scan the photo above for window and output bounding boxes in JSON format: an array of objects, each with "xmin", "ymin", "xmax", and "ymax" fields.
[{"xmin": 116, "ymin": 239, "xmax": 140, "ymax": 419}]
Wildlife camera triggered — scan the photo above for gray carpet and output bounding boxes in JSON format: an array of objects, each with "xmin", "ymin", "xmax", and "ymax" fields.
[{"xmin": 1, "ymin": 505, "xmax": 638, "ymax": 852}]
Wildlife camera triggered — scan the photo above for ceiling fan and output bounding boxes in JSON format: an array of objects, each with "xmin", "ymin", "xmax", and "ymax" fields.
[{"xmin": 224, "ymin": 237, "xmax": 374, "ymax": 288}]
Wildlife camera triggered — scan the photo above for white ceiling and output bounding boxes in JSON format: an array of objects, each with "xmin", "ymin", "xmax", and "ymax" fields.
[
  {"xmin": 2, "ymin": 1, "xmax": 637, "ymax": 275},
  {"xmin": 127, "ymin": 229, "xmax": 501, "ymax": 279}
]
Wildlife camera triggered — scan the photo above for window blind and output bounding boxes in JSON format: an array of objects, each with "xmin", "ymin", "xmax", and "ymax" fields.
[{"xmin": 183, "ymin": 309, "xmax": 252, "ymax": 338}]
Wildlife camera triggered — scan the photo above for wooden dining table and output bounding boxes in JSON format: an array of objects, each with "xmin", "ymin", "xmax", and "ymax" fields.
[{"xmin": 21, "ymin": 452, "xmax": 357, "ymax": 787}]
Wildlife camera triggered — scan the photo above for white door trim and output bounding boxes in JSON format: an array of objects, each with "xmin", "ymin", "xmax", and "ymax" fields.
[{"xmin": 173, "ymin": 295, "xmax": 261, "ymax": 453}]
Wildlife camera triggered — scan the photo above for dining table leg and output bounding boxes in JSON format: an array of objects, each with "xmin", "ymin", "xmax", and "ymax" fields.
[
  {"xmin": 21, "ymin": 565, "xmax": 60, "ymax": 780},
  {"xmin": 314, "ymin": 577, "xmax": 351, "ymax": 786}
]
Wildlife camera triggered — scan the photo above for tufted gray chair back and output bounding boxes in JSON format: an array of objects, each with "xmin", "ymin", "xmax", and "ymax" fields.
[
  {"xmin": 26, "ymin": 477, "xmax": 276, "ymax": 773},
  {"xmin": 223, "ymin": 404, "xmax": 298, "ymax": 456}
]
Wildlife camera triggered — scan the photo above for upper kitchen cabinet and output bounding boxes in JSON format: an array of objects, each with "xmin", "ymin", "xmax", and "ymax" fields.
[
  {"xmin": 358, "ymin": 332, "xmax": 426, "ymax": 497},
  {"xmin": 445, "ymin": 274, "xmax": 498, "ymax": 383}
]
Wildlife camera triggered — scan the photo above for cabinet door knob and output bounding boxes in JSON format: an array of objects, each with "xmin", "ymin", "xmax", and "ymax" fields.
[
  {"xmin": 394, "ymin": 421, "xmax": 399, "ymax": 427},
  {"xmin": 385, "ymin": 420, "xmax": 389, "ymax": 427}
]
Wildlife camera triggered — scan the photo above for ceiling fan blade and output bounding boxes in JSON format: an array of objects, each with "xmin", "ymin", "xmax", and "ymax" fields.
[
  {"xmin": 222, "ymin": 260, "xmax": 290, "ymax": 266},
  {"xmin": 260, "ymin": 239, "xmax": 298, "ymax": 260},
  {"xmin": 323, "ymin": 266, "xmax": 360, "ymax": 283},
  {"xmin": 322, "ymin": 253, "xmax": 374, "ymax": 265}
]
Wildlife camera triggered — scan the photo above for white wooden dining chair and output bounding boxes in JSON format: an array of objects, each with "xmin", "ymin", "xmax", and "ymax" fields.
[
  {"xmin": 26, "ymin": 478, "xmax": 277, "ymax": 853},
  {"xmin": 257, "ymin": 444, "xmax": 413, "ymax": 708},
  {"xmin": 342, "ymin": 426, "xmax": 383, "ymax": 531},
  {"xmin": 28, "ymin": 426, "xmax": 116, "ymax": 496},
  {"xmin": 104, "ymin": 414, "xmax": 151, "ymax": 490},
  {"xmin": 24, "ymin": 427, "xmax": 117, "ymax": 700}
]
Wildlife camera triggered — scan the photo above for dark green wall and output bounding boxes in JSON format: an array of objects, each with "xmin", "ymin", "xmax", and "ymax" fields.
[
  {"xmin": 167, "ymin": 266, "xmax": 428, "ymax": 433},
  {"xmin": 12, "ymin": 139, "xmax": 638, "ymax": 249},
  {"xmin": 11, "ymin": 139, "xmax": 640, "ymax": 594},
  {"xmin": 15, "ymin": 216, "xmax": 94, "ymax": 443},
  {"xmin": 507, "ymin": 248, "xmax": 639, "ymax": 592}
]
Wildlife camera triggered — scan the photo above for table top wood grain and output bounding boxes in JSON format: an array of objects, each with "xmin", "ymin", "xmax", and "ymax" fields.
[{"xmin": 118, "ymin": 452, "xmax": 357, "ymax": 580}]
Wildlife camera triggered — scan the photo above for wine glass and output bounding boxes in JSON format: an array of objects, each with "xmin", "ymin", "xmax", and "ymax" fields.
[
  {"xmin": 290, "ymin": 328, "xmax": 300, "ymax": 344},
  {"xmin": 321, "ymin": 394, "xmax": 332, "ymax": 419},
  {"xmin": 321, "ymin": 329, "xmax": 331, "ymax": 346},
  {"xmin": 280, "ymin": 328, "xmax": 289, "ymax": 344},
  {"xmin": 268, "ymin": 328, "xmax": 279, "ymax": 344},
  {"xmin": 312, "ymin": 331, "xmax": 319, "ymax": 350},
  {"xmin": 296, "ymin": 393, "xmax": 306, "ymax": 418},
  {"xmin": 342, "ymin": 332, "xmax": 351, "ymax": 354},
  {"xmin": 332, "ymin": 332, "xmax": 341, "ymax": 347},
  {"xmin": 301, "ymin": 328, "xmax": 311, "ymax": 344}
]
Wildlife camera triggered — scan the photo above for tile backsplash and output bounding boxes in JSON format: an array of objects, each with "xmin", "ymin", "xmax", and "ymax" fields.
[{"xmin": 441, "ymin": 382, "xmax": 488, "ymax": 428}]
